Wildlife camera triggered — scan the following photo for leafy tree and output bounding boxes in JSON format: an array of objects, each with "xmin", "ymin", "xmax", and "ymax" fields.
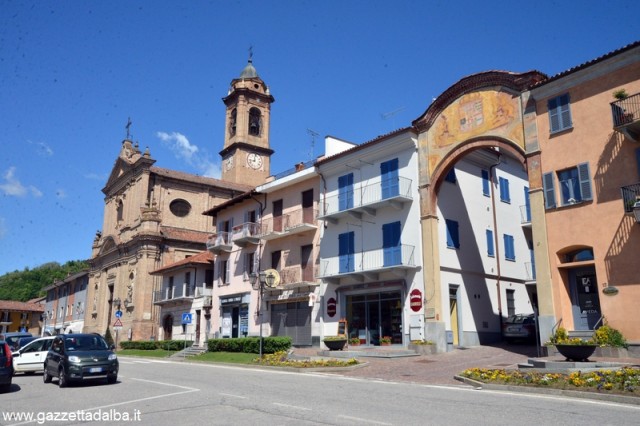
[{"xmin": 0, "ymin": 260, "xmax": 89, "ymax": 301}]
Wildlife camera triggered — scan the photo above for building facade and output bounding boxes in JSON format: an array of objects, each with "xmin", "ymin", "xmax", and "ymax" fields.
[{"xmin": 42, "ymin": 270, "xmax": 89, "ymax": 335}]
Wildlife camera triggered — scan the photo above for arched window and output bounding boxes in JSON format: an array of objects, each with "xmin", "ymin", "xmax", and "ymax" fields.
[
  {"xmin": 249, "ymin": 107, "xmax": 261, "ymax": 136},
  {"xmin": 229, "ymin": 108, "xmax": 237, "ymax": 136}
]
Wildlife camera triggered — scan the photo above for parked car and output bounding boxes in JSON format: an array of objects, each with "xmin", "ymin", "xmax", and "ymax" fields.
[
  {"xmin": 43, "ymin": 334, "xmax": 118, "ymax": 387},
  {"xmin": 14, "ymin": 336, "xmax": 38, "ymax": 351},
  {"xmin": 0, "ymin": 332, "xmax": 33, "ymax": 351},
  {"xmin": 0, "ymin": 340, "xmax": 13, "ymax": 392},
  {"xmin": 12, "ymin": 336, "xmax": 55, "ymax": 375},
  {"xmin": 502, "ymin": 313, "xmax": 537, "ymax": 343}
]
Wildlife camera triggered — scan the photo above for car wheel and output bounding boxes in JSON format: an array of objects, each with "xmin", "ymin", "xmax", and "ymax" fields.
[
  {"xmin": 58, "ymin": 367, "xmax": 68, "ymax": 388},
  {"xmin": 0, "ymin": 383, "xmax": 10, "ymax": 393},
  {"xmin": 43, "ymin": 366, "xmax": 52, "ymax": 383},
  {"xmin": 107, "ymin": 374, "xmax": 117, "ymax": 384}
]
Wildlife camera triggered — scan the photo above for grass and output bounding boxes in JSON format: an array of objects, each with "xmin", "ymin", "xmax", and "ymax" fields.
[
  {"xmin": 117, "ymin": 349, "xmax": 178, "ymax": 358},
  {"xmin": 187, "ymin": 351, "xmax": 258, "ymax": 364}
]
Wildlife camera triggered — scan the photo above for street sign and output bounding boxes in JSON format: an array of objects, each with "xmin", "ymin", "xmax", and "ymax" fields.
[
  {"xmin": 115, "ymin": 310, "xmax": 123, "ymax": 318},
  {"xmin": 113, "ymin": 318, "xmax": 123, "ymax": 329},
  {"xmin": 181, "ymin": 313, "xmax": 192, "ymax": 325}
]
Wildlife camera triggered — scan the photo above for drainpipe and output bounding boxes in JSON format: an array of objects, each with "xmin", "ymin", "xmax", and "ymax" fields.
[{"xmin": 489, "ymin": 153, "xmax": 504, "ymax": 331}]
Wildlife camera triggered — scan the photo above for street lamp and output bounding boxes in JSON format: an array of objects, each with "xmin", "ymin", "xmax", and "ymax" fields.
[{"xmin": 249, "ymin": 270, "xmax": 276, "ymax": 358}]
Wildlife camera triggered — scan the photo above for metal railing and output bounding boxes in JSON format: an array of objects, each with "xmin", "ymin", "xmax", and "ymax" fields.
[
  {"xmin": 519, "ymin": 205, "xmax": 531, "ymax": 224},
  {"xmin": 284, "ymin": 208, "xmax": 317, "ymax": 230},
  {"xmin": 525, "ymin": 262, "xmax": 536, "ymax": 281},
  {"xmin": 318, "ymin": 244, "xmax": 416, "ymax": 278},
  {"xmin": 319, "ymin": 176, "xmax": 413, "ymax": 217},
  {"xmin": 232, "ymin": 222, "xmax": 261, "ymax": 240},
  {"xmin": 611, "ymin": 93, "xmax": 640, "ymax": 127},
  {"xmin": 621, "ymin": 183, "xmax": 640, "ymax": 213},
  {"xmin": 279, "ymin": 266, "xmax": 318, "ymax": 285},
  {"xmin": 154, "ymin": 283, "xmax": 196, "ymax": 303},
  {"xmin": 206, "ymin": 231, "xmax": 232, "ymax": 250}
]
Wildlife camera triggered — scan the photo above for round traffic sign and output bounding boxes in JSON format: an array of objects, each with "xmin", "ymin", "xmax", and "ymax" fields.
[{"xmin": 115, "ymin": 310, "xmax": 123, "ymax": 318}]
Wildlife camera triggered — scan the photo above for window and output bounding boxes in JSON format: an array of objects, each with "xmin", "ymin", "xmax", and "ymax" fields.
[
  {"xmin": 486, "ymin": 229, "xmax": 494, "ymax": 257},
  {"xmin": 499, "ymin": 177, "xmax": 510, "ymax": 203},
  {"xmin": 481, "ymin": 170, "xmax": 490, "ymax": 196},
  {"xmin": 381, "ymin": 158, "xmax": 399, "ymax": 198},
  {"xmin": 249, "ymin": 107, "xmax": 261, "ymax": 136},
  {"xmin": 504, "ymin": 234, "xmax": 515, "ymax": 261},
  {"xmin": 542, "ymin": 162, "xmax": 592, "ymax": 208},
  {"xmin": 271, "ymin": 250, "xmax": 282, "ymax": 270},
  {"xmin": 523, "ymin": 186, "xmax": 531, "ymax": 222},
  {"xmin": 205, "ymin": 269, "xmax": 214, "ymax": 288},
  {"xmin": 445, "ymin": 219, "xmax": 460, "ymax": 249},
  {"xmin": 444, "ymin": 168, "xmax": 457, "ymax": 184},
  {"xmin": 245, "ymin": 252, "xmax": 256, "ymax": 279},
  {"xmin": 220, "ymin": 259, "xmax": 230, "ymax": 285},
  {"xmin": 229, "ymin": 108, "xmax": 237, "ymax": 136},
  {"xmin": 338, "ymin": 231, "xmax": 355, "ymax": 273},
  {"xmin": 338, "ymin": 173, "xmax": 354, "ymax": 210},
  {"xmin": 170, "ymin": 199, "xmax": 191, "ymax": 217},
  {"xmin": 382, "ymin": 221, "xmax": 402, "ymax": 266},
  {"xmin": 548, "ymin": 93, "xmax": 572, "ymax": 133},
  {"xmin": 506, "ymin": 290, "xmax": 515, "ymax": 317}
]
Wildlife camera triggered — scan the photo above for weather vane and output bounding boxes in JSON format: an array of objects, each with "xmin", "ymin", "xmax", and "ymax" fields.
[{"xmin": 125, "ymin": 117, "xmax": 132, "ymax": 140}]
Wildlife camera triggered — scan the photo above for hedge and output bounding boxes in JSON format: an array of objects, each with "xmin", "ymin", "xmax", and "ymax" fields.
[
  {"xmin": 120, "ymin": 340, "xmax": 193, "ymax": 351},
  {"xmin": 207, "ymin": 336, "xmax": 292, "ymax": 354}
]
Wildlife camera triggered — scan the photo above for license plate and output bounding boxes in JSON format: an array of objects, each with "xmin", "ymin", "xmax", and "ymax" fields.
[
  {"xmin": 89, "ymin": 367, "xmax": 103, "ymax": 373},
  {"xmin": 508, "ymin": 327, "xmax": 519, "ymax": 332}
]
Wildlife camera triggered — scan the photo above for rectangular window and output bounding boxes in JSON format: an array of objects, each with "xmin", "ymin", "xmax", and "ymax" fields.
[
  {"xmin": 445, "ymin": 219, "xmax": 460, "ymax": 249},
  {"xmin": 205, "ymin": 269, "xmax": 214, "ymax": 288},
  {"xmin": 504, "ymin": 234, "xmax": 515, "ymax": 261},
  {"xmin": 381, "ymin": 158, "xmax": 400, "ymax": 198},
  {"xmin": 382, "ymin": 221, "xmax": 402, "ymax": 266},
  {"xmin": 506, "ymin": 289, "xmax": 515, "ymax": 317},
  {"xmin": 486, "ymin": 229, "xmax": 494, "ymax": 257},
  {"xmin": 499, "ymin": 176, "xmax": 510, "ymax": 203},
  {"xmin": 273, "ymin": 199, "xmax": 283, "ymax": 232},
  {"xmin": 338, "ymin": 173, "xmax": 354, "ymax": 211},
  {"xmin": 481, "ymin": 169, "xmax": 490, "ymax": 196},
  {"xmin": 444, "ymin": 168, "xmax": 457, "ymax": 184},
  {"xmin": 271, "ymin": 250, "xmax": 281, "ymax": 270},
  {"xmin": 548, "ymin": 93, "xmax": 572, "ymax": 133},
  {"xmin": 245, "ymin": 252, "xmax": 256, "ymax": 279},
  {"xmin": 338, "ymin": 231, "xmax": 355, "ymax": 273},
  {"xmin": 557, "ymin": 162, "xmax": 592, "ymax": 205},
  {"xmin": 220, "ymin": 259, "xmax": 230, "ymax": 285}
]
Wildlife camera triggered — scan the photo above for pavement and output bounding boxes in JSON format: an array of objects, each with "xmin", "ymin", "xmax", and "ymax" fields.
[{"xmin": 290, "ymin": 343, "xmax": 640, "ymax": 387}]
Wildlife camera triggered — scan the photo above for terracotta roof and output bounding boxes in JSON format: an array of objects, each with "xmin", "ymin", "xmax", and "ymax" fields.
[
  {"xmin": 151, "ymin": 251, "xmax": 214, "ymax": 275},
  {"xmin": 531, "ymin": 40, "xmax": 640, "ymax": 89},
  {"xmin": 160, "ymin": 226, "xmax": 210, "ymax": 244},
  {"xmin": 0, "ymin": 300, "xmax": 44, "ymax": 312},
  {"xmin": 150, "ymin": 167, "xmax": 253, "ymax": 193},
  {"xmin": 202, "ymin": 190, "xmax": 259, "ymax": 217}
]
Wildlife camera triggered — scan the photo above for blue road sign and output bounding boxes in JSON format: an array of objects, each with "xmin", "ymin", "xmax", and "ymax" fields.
[
  {"xmin": 115, "ymin": 310, "xmax": 123, "ymax": 318},
  {"xmin": 181, "ymin": 313, "xmax": 192, "ymax": 324}
]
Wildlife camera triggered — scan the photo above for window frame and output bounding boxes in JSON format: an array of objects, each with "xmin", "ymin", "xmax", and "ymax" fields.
[
  {"xmin": 445, "ymin": 219, "xmax": 460, "ymax": 249},
  {"xmin": 548, "ymin": 93, "xmax": 573, "ymax": 134}
]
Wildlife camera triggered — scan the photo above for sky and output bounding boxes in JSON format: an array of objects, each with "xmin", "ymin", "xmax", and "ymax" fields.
[{"xmin": 1, "ymin": 0, "xmax": 639, "ymax": 276}]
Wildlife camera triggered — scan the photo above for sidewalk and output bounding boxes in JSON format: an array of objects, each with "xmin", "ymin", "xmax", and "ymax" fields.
[{"xmin": 290, "ymin": 343, "xmax": 640, "ymax": 386}]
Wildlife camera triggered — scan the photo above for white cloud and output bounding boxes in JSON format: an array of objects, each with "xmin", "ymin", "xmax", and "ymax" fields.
[
  {"xmin": 156, "ymin": 131, "xmax": 221, "ymax": 179},
  {"xmin": 0, "ymin": 167, "xmax": 43, "ymax": 197}
]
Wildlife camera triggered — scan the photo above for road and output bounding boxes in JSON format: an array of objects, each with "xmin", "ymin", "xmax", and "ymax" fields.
[{"xmin": 1, "ymin": 357, "xmax": 639, "ymax": 425}]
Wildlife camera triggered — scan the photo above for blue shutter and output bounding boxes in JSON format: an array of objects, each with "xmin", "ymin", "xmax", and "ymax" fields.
[
  {"xmin": 559, "ymin": 94, "xmax": 572, "ymax": 130},
  {"xmin": 446, "ymin": 219, "xmax": 459, "ymax": 249},
  {"xmin": 339, "ymin": 232, "xmax": 355, "ymax": 273},
  {"xmin": 381, "ymin": 158, "xmax": 399, "ymax": 199},
  {"xmin": 486, "ymin": 229, "xmax": 494, "ymax": 257},
  {"xmin": 504, "ymin": 234, "xmax": 515, "ymax": 261},
  {"xmin": 383, "ymin": 221, "xmax": 402, "ymax": 266},
  {"xmin": 542, "ymin": 172, "xmax": 556, "ymax": 209},
  {"xmin": 338, "ymin": 173, "xmax": 354, "ymax": 211},
  {"xmin": 549, "ymin": 94, "xmax": 572, "ymax": 133},
  {"xmin": 482, "ymin": 170, "xmax": 490, "ymax": 196},
  {"xmin": 499, "ymin": 177, "xmax": 510, "ymax": 203},
  {"xmin": 524, "ymin": 186, "xmax": 531, "ymax": 222},
  {"xmin": 548, "ymin": 97, "xmax": 560, "ymax": 132},
  {"xmin": 577, "ymin": 162, "xmax": 592, "ymax": 201}
]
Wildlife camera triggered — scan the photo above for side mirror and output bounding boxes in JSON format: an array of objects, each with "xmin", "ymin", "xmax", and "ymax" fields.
[{"xmin": 110, "ymin": 345, "xmax": 116, "ymax": 350}]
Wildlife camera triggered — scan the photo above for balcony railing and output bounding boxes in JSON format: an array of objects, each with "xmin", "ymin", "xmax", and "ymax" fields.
[
  {"xmin": 611, "ymin": 93, "xmax": 640, "ymax": 141},
  {"xmin": 318, "ymin": 244, "xmax": 417, "ymax": 283},
  {"xmin": 257, "ymin": 208, "xmax": 318, "ymax": 241},
  {"xmin": 206, "ymin": 231, "xmax": 232, "ymax": 253},
  {"xmin": 318, "ymin": 177, "xmax": 413, "ymax": 222},
  {"xmin": 232, "ymin": 222, "xmax": 261, "ymax": 247},
  {"xmin": 153, "ymin": 283, "xmax": 196, "ymax": 304},
  {"xmin": 525, "ymin": 262, "xmax": 536, "ymax": 282},
  {"xmin": 276, "ymin": 266, "xmax": 319, "ymax": 288},
  {"xmin": 621, "ymin": 182, "xmax": 640, "ymax": 213},
  {"xmin": 520, "ymin": 205, "xmax": 531, "ymax": 227}
]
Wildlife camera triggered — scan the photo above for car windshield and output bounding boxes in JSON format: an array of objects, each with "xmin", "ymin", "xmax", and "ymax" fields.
[{"xmin": 64, "ymin": 336, "xmax": 109, "ymax": 351}]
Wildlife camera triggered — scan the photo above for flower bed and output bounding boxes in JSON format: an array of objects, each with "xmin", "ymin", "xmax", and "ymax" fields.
[
  {"xmin": 254, "ymin": 351, "xmax": 358, "ymax": 368},
  {"xmin": 460, "ymin": 367, "xmax": 640, "ymax": 396}
]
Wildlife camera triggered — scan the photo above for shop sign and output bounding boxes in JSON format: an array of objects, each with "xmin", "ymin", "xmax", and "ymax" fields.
[
  {"xmin": 410, "ymin": 289, "xmax": 422, "ymax": 312},
  {"xmin": 327, "ymin": 297, "xmax": 337, "ymax": 317}
]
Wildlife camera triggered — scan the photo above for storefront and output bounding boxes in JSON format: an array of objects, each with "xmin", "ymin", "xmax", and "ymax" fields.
[
  {"xmin": 219, "ymin": 293, "xmax": 250, "ymax": 338},
  {"xmin": 266, "ymin": 290, "xmax": 315, "ymax": 346}
]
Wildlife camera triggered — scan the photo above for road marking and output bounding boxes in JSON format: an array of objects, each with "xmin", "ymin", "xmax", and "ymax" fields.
[
  {"xmin": 130, "ymin": 377, "xmax": 199, "ymax": 391},
  {"xmin": 272, "ymin": 402, "xmax": 311, "ymax": 411},
  {"xmin": 219, "ymin": 393, "xmax": 247, "ymax": 399},
  {"xmin": 338, "ymin": 415, "xmax": 392, "ymax": 425}
]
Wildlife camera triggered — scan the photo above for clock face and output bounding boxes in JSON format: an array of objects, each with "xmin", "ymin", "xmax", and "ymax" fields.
[{"xmin": 247, "ymin": 153, "xmax": 263, "ymax": 170}]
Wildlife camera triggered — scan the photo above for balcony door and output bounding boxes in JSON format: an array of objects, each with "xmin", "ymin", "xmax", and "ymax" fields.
[
  {"xmin": 338, "ymin": 173, "xmax": 354, "ymax": 211},
  {"xmin": 273, "ymin": 199, "xmax": 283, "ymax": 232},
  {"xmin": 302, "ymin": 189, "xmax": 314, "ymax": 223},
  {"xmin": 339, "ymin": 231, "xmax": 355, "ymax": 273},
  {"xmin": 381, "ymin": 158, "xmax": 399, "ymax": 199},
  {"xmin": 301, "ymin": 245, "xmax": 314, "ymax": 282},
  {"xmin": 382, "ymin": 221, "xmax": 401, "ymax": 267}
]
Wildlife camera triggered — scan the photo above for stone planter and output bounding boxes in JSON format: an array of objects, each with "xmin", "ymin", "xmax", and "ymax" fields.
[
  {"xmin": 555, "ymin": 344, "xmax": 597, "ymax": 361},
  {"xmin": 408, "ymin": 343, "xmax": 438, "ymax": 355},
  {"xmin": 324, "ymin": 339, "xmax": 347, "ymax": 351}
]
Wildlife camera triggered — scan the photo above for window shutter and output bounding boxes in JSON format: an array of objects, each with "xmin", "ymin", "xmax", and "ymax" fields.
[
  {"xmin": 559, "ymin": 94, "xmax": 572, "ymax": 130},
  {"xmin": 482, "ymin": 170, "xmax": 490, "ymax": 196},
  {"xmin": 499, "ymin": 177, "xmax": 510, "ymax": 202},
  {"xmin": 446, "ymin": 219, "xmax": 459, "ymax": 249},
  {"xmin": 548, "ymin": 97, "xmax": 560, "ymax": 132},
  {"xmin": 542, "ymin": 172, "xmax": 556, "ymax": 209},
  {"xmin": 486, "ymin": 229, "xmax": 494, "ymax": 257},
  {"xmin": 225, "ymin": 260, "xmax": 231, "ymax": 284},
  {"xmin": 577, "ymin": 162, "xmax": 592, "ymax": 201}
]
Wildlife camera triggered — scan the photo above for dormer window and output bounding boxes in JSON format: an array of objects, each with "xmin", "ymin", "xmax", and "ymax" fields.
[{"xmin": 249, "ymin": 107, "xmax": 261, "ymax": 136}]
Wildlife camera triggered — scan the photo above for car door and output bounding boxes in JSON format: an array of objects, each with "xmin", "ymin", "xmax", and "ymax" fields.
[
  {"xmin": 14, "ymin": 339, "xmax": 46, "ymax": 371},
  {"xmin": 45, "ymin": 337, "xmax": 64, "ymax": 376}
]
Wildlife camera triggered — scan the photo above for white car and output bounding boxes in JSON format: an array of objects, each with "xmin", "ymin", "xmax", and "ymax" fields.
[{"xmin": 12, "ymin": 336, "xmax": 55, "ymax": 374}]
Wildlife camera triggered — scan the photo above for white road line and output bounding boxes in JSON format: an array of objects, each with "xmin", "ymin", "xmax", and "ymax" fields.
[
  {"xmin": 219, "ymin": 393, "xmax": 247, "ymax": 399},
  {"xmin": 338, "ymin": 415, "xmax": 393, "ymax": 425},
  {"xmin": 272, "ymin": 402, "xmax": 312, "ymax": 411},
  {"xmin": 130, "ymin": 377, "xmax": 199, "ymax": 391}
]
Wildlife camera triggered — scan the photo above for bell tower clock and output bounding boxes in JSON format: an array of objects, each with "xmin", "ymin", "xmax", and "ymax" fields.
[{"xmin": 220, "ymin": 53, "xmax": 275, "ymax": 187}]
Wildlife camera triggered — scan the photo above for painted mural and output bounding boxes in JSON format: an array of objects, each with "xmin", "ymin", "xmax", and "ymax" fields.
[{"xmin": 426, "ymin": 88, "xmax": 525, "ymax": 175}]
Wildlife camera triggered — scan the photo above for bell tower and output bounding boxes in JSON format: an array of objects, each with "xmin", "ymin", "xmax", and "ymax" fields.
[{"xmin": 220, "ymin": 53, "xmax": 275, "ymax": 186}]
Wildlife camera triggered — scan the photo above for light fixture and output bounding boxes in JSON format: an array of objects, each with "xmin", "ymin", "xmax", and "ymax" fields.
[
  {"xmin": 113, "ymin": 298, "xmax": 122, "ymax": 309},
  {"xmin": 633, "ymin": 200, "xmax": 640, "ymax": 224}
]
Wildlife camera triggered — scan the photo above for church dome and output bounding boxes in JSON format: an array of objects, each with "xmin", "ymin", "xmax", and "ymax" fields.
[{"xmin": 239, "ymin": 59, "xmax": 258, "ymax": 79}]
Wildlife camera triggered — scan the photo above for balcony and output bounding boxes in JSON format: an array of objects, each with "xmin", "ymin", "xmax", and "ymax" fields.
[
  {"xmin": 621, "ymin": 183, "xmax": 640, "ymax": 213},
  {"xmin": 520, "ymin": 205, "xmax": 531, "ymax": 228},
  {"xmin": 153, "ymin": 283, "xmax": 196, "ymax": 305},
  {"xmin": 318, "ymin": 177, "xmax": 413, "ymax": 224},
  {"xmin": 318, "ymin": 244, "xmax": 418, "ymax": 284},
  {"xmin": 611, "ymin": 93, "xmax": 640, "ymax": 142},
  {"xmin": 271, "ymin": 266, "xmax": 319, "ymax": 290},
  {"xmin": 258, "ymin": 208, "xmax": 318, "ymax": 241},
  {"xmin": 232, "ymin": 222, "xmax": 260, "ymax": 247},
  {"xmin": 525, "ymin": 261, "xmax": 536, "ymax": 284},
  {"xmin": 206, "ymin": 232, "xmax": 232, "ymax": 254}
]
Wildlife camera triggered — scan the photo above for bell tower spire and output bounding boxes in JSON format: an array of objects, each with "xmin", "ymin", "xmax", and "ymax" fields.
[{"xmin": 220, "ymin": 51, "xmax": 275, "ymax": 186}]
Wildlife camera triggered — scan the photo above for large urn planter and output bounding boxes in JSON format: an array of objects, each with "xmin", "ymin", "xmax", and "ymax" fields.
[
  {"xmin": 323, "ymin": 338, "xmax": 347, "ymax": 351},
  {"xmin": 555, "ymin": 344, "xmax": 597, "ymax": 361}
]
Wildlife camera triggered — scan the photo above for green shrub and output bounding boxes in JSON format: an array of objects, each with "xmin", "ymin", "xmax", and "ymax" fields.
[
  {"xmin": 594, "ymin": 325, "xmax": 628, "ymax": 348},
  {"xmin": 119, "ymin": 340, "xmax": 193, "ymax": 351},
  {"xmin": 207, "ymin": 336, "xmax": 292, "ymax": 354}
]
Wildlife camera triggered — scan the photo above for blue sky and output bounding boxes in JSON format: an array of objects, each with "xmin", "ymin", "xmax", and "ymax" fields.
[{"xmin": 1, "ymin": 0, "xmax": 638, "ymax": 275}]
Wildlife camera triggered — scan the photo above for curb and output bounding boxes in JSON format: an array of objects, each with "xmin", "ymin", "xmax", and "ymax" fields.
[
  {"xmin": 175, "ymin": 357, "xmax": 369, "ymax": 373},
  {"xmin": 453, "ymin": 375, "xmax": 640, "ymax": 406}
]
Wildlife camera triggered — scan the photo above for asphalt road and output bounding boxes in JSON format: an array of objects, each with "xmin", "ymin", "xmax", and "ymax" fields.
[{"xmin": 2, "ymin": 357, "xmax": 639, "ymax": 425}]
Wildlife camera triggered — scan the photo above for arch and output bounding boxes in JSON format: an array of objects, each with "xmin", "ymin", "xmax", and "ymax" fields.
[
  {"xmin": 248, "ymin": 107, "xmax": 261, "ymax": 136},
  {"xmin": 229, "ymin": 108, "xmax": 237, "ymax": 136}
]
